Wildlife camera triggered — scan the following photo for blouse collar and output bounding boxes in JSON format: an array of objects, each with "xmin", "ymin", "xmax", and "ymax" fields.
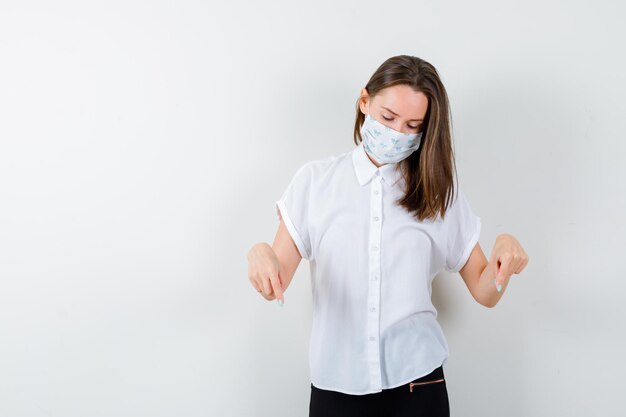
[{"xmin": 351, "ymin": 141, "xmax": 403, "ymax": 187}]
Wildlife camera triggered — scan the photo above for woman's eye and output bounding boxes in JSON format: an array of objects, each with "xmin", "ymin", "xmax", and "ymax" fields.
[{"xmin": 382, "ymin": 115, "xmax": 421, "ymax": 130}]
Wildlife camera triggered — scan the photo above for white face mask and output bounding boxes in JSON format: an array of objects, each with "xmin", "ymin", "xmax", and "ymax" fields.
[{"xmin": 360, "ymin": 102, "xmax": 423, "ymax": 164}]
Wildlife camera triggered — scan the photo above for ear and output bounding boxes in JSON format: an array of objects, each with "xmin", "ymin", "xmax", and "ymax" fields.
[{"xmin": 359, "ymin": 88, "xmax": 370, "ymax": 115}]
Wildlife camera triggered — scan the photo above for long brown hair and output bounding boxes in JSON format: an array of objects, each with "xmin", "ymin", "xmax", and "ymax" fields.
[{"xmin": 353, "ymin": 55, "xmax": 459, "ymax": 222}]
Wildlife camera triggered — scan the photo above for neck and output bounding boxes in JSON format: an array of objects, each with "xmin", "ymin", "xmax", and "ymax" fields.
[{"xmin": 365, "ymin": 150, "xmax": 383, "ymax": 168}]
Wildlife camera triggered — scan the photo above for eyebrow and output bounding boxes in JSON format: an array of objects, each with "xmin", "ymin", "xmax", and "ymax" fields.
[{"xmin": 381, "ymin": 106, "xmax": 423, "ymax": 121}]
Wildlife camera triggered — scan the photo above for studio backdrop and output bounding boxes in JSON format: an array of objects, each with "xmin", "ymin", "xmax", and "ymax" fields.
[{"xmin": 0, "ymin": 1, "xmax": 624, "ymax": 416}]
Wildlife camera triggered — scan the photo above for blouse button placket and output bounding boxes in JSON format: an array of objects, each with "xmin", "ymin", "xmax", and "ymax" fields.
[{"xmin": 367, "ymin": 172, "xmax": 384, "ymax": 391}]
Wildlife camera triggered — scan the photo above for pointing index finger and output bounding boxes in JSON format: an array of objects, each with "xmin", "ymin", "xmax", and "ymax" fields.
[
  {"xmin": 269, "ymin": 272, "xmax": 284, "ymax": 306},
  {"xmin": 495, "ymin": 258, "xmax": 510, "ymax": 292}
]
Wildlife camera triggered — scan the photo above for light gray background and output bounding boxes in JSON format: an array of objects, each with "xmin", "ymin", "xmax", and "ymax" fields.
[{"xmin": 1, "ymin": 1, "xmax": 624, "ymax": 416}]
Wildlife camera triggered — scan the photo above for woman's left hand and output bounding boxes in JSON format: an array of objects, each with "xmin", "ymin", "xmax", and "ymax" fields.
[{"xmin": 491, "ymin": 234, "xmax": 529, "ymax": 291}]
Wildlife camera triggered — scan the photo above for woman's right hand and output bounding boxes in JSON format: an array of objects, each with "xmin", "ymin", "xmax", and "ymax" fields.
[{"xmin": 247, "ymin": 243, "xmax": 285, "ymax": 305}]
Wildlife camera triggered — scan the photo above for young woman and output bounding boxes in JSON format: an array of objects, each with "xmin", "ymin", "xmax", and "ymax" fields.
[{"xmin": 247, "ymin": 55, "xmax": 529, "ymax": 417}]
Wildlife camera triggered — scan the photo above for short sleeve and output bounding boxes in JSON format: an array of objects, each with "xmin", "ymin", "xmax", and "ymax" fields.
[
  {"xmin": 444, "ymin": 188, "xmax": 481, "ymax": 273},
  {"xmin": 275, "ymin": 162, "xmax": 313, "ymax": 260}
]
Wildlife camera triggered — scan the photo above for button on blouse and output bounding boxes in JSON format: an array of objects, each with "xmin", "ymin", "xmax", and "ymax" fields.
[{"xmin": 275, "ymin": 141, "xmax": 481, "ymax": 395}]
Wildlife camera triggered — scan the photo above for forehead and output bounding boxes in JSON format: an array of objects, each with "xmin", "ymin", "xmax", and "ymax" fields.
[{"xmin": 375, "ymin": 85, "xmax": 428, "ymax": 116}]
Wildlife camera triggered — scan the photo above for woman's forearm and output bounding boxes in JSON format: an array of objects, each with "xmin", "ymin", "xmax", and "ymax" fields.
[{"xmin": 477, "ymin": 260, "xmax": 510, "ymax": 308}]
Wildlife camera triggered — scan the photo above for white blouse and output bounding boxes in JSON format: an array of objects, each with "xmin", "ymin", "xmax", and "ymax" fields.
[{"xmin": 275, "ymin": 141, "xmax": 481, "ymax": 395}]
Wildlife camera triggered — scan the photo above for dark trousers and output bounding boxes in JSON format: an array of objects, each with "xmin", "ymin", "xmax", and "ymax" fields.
[{"xmin": 309, "ymin": 365, "xmax": 450, "ymax": 417}]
